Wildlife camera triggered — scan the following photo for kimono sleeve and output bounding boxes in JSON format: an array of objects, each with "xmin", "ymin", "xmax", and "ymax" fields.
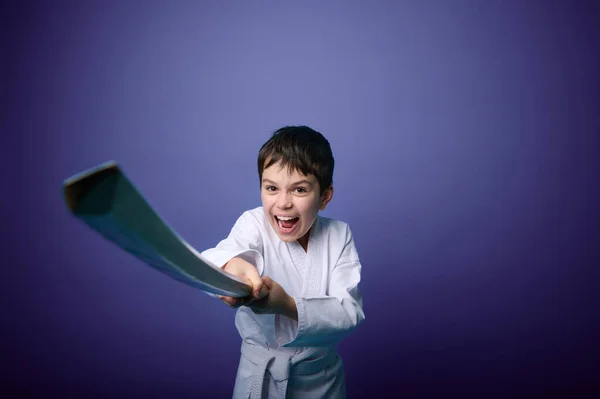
[
  {"xmin": 200, "ymin": 211, "xmax": 265, "ymax": 297},
  {"xmin": 277, "ymin": 224, "xmax": 365, "ymax": 347}
]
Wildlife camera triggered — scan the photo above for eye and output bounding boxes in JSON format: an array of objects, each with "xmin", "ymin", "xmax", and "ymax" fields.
[
  {"xmin": 264, "ymin": 186, "xmax": 277, "ymax": 192},
  {"xmin": 294, "ymin": 187, "xmax": 308, "ymax": 194}
]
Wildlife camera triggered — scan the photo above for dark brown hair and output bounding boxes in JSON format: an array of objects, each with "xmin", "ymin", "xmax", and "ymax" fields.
[{"xmin": 257, "ymin": 126, "xmax": 334, "ymax": 193}]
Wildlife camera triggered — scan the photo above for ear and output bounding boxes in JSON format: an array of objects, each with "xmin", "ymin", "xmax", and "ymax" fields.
[{"xmin": 319, "ymin": 186, "xmax": 334, "ymax": 211}]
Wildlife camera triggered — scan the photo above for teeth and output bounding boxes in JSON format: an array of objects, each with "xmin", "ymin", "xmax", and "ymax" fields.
[{"xmin": 277, "ymin": 216, "xmax": 297, "ymax": 221}]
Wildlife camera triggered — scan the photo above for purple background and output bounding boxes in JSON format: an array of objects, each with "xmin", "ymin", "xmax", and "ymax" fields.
[{"xmin": 3, "ymin": 1, "xmax": 599, "ymax": 397}]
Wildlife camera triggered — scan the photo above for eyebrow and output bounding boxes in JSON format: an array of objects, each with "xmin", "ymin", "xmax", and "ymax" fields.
[{"xmin": 262, "ymin": 179, "xmax": 314, "ymax": 186}]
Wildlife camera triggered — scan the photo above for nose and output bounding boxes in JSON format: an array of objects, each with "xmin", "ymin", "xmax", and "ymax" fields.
[{"xmin": 276, "ymin": 192, "xmax": 292, "ymax": 209}]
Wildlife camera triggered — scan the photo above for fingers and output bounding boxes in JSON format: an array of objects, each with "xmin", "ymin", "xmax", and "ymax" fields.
[
  {"xmin": 217, "ymin": 295, "xmax": 245, "ymax": 308},
  {"xmin": 246, "ymin": 271, "xmax": 264, "ymax": 299},
  {"xmin": 255, "ymin": 284, "xmax": 269, "ymax": 300},
  {"xmin": 261, "ymin": 276, "xmax": 273, "ymax": 287},
  {"xmin": 217, "ymin": 295, "xmax": 234, "ymax": 306},
  {"xmin": 217, "ymin": 274, "xmax": 276, "ymax": 310},
  {"xmin": 221, "ymin": 258, "xmax": 264, "ymax": 300}
]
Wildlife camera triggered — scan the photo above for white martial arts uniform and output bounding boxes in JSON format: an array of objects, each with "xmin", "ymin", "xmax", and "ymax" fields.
[{"xmin": 201, "ymin": 207, "xmax": 365, "ymax": 399}]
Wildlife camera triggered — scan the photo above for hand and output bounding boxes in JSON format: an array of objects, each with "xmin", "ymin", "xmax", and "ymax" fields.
[
  {"xmin": 247, "ymin": 276, "xmax": 298, "ymax": 321},
  {"xmin": 217, "ymin": 257, "xmax": 268, "ymax": 308}
]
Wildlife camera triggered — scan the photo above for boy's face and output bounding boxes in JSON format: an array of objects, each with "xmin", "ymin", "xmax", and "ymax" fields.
[{"xmin": 261, "ymin": 161, "xmax": 333, "ymax": 249}]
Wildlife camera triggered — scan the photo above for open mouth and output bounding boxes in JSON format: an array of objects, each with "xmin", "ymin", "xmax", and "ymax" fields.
[{"xmin": 275, "ymin": 215, "xmax": 300, "ymax": 234}]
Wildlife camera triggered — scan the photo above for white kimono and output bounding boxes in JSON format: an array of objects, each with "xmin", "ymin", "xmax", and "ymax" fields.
[{"xmin": 201, "ymin": 207, "xmax": 365, "ymax": 399}]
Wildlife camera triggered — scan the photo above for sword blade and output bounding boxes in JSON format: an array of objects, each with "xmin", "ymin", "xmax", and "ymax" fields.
[{"xmin": 62, "ymin": 161, "xmax": 252, "ymax": 298}]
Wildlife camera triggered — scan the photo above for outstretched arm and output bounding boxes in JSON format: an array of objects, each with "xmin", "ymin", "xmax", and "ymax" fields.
[
  {"xmin": 249, "ymin": 225, "xmax": 365, "ymax": 348},
  {"xmin": 201, "ymin": 211, "xmax": 266, "ymax": 303},
  {"xmin": 280, "ymin": 258, "xmax": 364, "ymax": 348}
]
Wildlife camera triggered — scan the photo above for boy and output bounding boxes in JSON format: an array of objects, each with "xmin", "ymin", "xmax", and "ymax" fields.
[{"xmin": 201, "ymin": 126, "xmax": 365, "ymax": 398}]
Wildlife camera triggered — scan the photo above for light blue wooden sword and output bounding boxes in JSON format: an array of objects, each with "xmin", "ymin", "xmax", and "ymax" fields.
[{"xmin": 62, "ymin": 161, "xmax": 252, "ymax": 298}]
